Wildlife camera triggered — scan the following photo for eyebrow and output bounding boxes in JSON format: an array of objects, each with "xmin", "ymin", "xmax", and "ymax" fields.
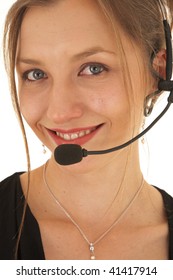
[
  {"xmin": 16, "ymin": 47, "xmax": 116, "ymax": 65},
  {"xmin": 16, "ymin": 58, "xmax": 44, "ymax": 66},
  {"xmin": 71, "ymin": 47, "xmax": 116, "ymax": 60}
]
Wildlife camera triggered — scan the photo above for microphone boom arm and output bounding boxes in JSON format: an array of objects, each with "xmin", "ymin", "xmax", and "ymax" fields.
[{"xmin": 83, "ymin": 95, "xmax": 173, "ymax": 157}]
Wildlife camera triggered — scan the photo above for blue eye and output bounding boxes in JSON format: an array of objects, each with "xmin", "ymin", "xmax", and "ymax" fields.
[
  {"xmin": 23, "ymin": 69, "xmax": 47, "ymax": 81},
  {"xmin": 89, "ymin": 65, "xmax": 104, "ymax": 74},
  {"xmin": 80, "ymin": 63, "xmax": 107, "ymax": 76}
]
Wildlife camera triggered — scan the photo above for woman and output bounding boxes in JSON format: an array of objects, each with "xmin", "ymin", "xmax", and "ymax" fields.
[{"xmin": 0, "ymin": 0, "xmax": 173, "ymax": 260}]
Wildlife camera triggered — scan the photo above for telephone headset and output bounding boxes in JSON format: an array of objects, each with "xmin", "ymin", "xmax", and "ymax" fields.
[{"xmin": 54, "ymin": 0, "xmax": 173, "ymax": 166}]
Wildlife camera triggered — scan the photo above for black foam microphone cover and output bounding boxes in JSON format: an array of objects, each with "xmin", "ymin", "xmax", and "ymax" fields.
[{"xmin": 54, "ymin": 144, "xmax": 84, "ymax": 165}]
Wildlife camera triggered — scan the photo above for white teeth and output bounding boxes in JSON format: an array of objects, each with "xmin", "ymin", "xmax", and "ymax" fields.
[
  {"xmin": 70, "ymin": 133, "xmax": 79, "ymax": 140},
  {"xmin": 63, "ymin": 134, "xmax": 71, "ymax": 140},
  {"xmin": 55, "ymin": 128, "xmax": 96, "ymax": 140},
  {"xmin": 86, "ymin": 129, "xmax": 91, "ymax": 135},
  {"xmin": 79, "ymin": 131, "xmax": 85, "ymax": 137}
]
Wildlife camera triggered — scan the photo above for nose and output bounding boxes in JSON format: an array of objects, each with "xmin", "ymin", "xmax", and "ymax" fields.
[{"xmin": 46, "ymin": 81, "xmax": 84, "ymax": 124}]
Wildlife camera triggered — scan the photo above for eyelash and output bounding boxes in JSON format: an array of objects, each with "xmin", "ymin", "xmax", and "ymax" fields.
[
  {"xmin": 21, "ymin": 63, "xmax": 109, "ymax": 82},
  {"xmin": 22, "ymin": 69, "xmax": 47, "ymax": 83},
  {"xmin": 79, "ymin": 62, "xmax": 109, "ymax": 76}
]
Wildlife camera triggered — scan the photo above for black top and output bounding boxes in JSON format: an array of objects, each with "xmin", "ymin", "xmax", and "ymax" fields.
[{"xmin": 0, "ymin": 173, "xmax": 173, "ymax": 260}]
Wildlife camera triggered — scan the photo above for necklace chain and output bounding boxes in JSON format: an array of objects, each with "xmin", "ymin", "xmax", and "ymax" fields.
[{"xmin": 43, "ymin": 161, "xmax": 144, "ymax": 260}]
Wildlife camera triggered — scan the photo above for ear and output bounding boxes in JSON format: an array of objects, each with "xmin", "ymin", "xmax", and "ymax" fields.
[
  {"xmin": 144, "ymin": 49, "xmax": 167, "ymax": 112},
  {"xmin": 152, "ymin": 49, "xmax": 166, "ymax": 79}
]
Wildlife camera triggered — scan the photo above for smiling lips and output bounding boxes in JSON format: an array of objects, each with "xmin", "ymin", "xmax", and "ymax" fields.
[
  {"xmin": 55, "ymin": 127, "xmax": 96, "ymax": 141},
  {"xmin": 48, "ymin": 124, "xmax": 102, "ymax": 146}
]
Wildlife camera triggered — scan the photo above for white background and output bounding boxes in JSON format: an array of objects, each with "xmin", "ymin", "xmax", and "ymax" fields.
[{"xmin": 0, "ymin": 1, "xmax": 173, "ymax": 196}]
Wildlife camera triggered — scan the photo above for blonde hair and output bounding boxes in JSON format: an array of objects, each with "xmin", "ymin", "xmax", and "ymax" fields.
[{"xmin": 3, "ymin": 0, "xmax": 173, "ymax": 259}]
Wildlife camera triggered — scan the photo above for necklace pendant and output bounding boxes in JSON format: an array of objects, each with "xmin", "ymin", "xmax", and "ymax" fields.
[{"xmin": 90, "ymin": 243, "xmax": 96, "ymax": 260}]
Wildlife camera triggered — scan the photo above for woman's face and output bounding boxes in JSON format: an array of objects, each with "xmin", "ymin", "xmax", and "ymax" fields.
[{"xmin": 16, "ymin": 0, "xmax": 152, "ymax": 167}]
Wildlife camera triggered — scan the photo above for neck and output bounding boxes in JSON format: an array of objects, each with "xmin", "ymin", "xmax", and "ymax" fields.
[{"xmin": 43, "ymin": 144, "xmax": 143, "ymax": 224}]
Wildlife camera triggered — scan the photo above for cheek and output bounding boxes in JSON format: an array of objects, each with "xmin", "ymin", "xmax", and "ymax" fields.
[
  {"xmin": 87, "ymin": 82, "xmax": 130, "ymax": 121},
  {"xmin": 19, "ymin": 88, "xmax": 46, "ymax": 127},
  {"xmin": 86, "ymin": 81, "xmax": 132, "ymax": 145}
]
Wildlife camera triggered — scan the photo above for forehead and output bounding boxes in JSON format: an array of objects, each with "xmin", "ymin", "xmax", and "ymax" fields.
[{"xmin": 18, "ymin": 0, "xmax": 121, "ymax": 57}]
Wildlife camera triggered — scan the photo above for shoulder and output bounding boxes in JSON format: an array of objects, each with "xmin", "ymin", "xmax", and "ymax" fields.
[
  {"xmin": 155, "ymin": 187, "xmax": 173, "ymax": 213},
  {"xmin": 0, "ymin": 173, "xmax": 24, "ymax": 206},
  {"xmin": 0, "ymin": 172, "xmax": 24, "ymax": 190},
  {"xmin": 155, "ymin": 187, "xmax": 173, "ymax": 260},
  {"xmin": 0, "ymin": 173, "xmax": 24, "ymax": 259},
  {"xmin": 155, "ymin": 187, "xmax": 173, "ymax": 224}
]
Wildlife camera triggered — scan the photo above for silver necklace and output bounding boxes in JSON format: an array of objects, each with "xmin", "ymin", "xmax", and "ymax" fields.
[{"xmin": 43, "ymin": 161, "xmax": 144, "ymax": 260}]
